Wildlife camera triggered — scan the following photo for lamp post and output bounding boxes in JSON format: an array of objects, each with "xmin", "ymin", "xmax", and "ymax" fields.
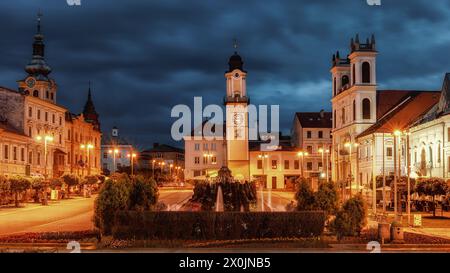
[
  {"xmin": 36, "ymin": 135, "xmax": 54, "ymax": 178},
  {"xmin": 325, "ymin": 148, "xmax": 330, "ymax": 182},
  {"xmin": 318, "ymin": 148, "xmax": 325, "ymax": 180},
  {"xmin": 404, "ymin": 130, "xmax": 411, "ymax": 226},
  {"xmin": 108, "ymin": 148, "xmax": 119, "ymax": 174},
  {"xmin": 80, "ymin": 143, "xmax": 94, "ymax": 176},
  {"xmin": 258, "ymin": 153, "xmax": 268, "ymax": 188},
  {"xmin": 152, "ymin": 160, "xmax": 156, "ymax": 179},
  {"xmin": 296, "ymin": 151, "xmax": 309, "ymax": 180},
  {"xmin": 393, "ymin": 130, "xmax": 402, "ymax": 221},
  {"xmin": 169, "ymin": 164, "xmax": 174, "ymax": 177},
  {"xmin": 127, "ymin": 152, "xmax": 137, "ymax": 176},
  {"xmin": 344, "ymin": 142, "xmax": 359, "ymax": 198}
]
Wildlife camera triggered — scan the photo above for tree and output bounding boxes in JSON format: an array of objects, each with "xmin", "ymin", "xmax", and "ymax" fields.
[
  {"xmin": 31, "ymin": 177, "xmax": 49, "ymax": 205},
  {"xmin": 330, "ymin": 194, "xmax": 367, "ymax": 240},
  {"xmin": 62, "ymin": 174, "xmax": 80, "ymax": 198},
  {"xmin": 314, "ymin": 181, "xmax": 339, "ymax": 216},
  {"xmin": 295, "ymin": 178, "xmax": 315, "ymax": 211},
  {"xmin": 94, "ymin": 177, "xmax": 131, "ymax": 235},
  {"xmin": 9, "ymin": 176, "xmax": 31, "ymax": 207},
  {"xmin": 0, "ymin": 175, "xmax": 10, "ymax": 205},
  {"xmin": 415, "ymin": 178, "xmax": 448, "ymax": 217},
  {"xmin": 128, "ymin": 176, "xmax": 159, "ymax": 211}
]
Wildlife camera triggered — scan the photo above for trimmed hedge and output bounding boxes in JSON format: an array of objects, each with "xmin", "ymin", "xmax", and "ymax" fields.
[{"xmin": 112, "ymin": 211, "xmax": 325, "ymax": 240}]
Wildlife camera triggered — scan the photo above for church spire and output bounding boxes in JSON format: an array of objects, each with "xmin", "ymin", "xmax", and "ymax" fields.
[
  {"xmin": 83, "ymin": 82, "xmax": 100, "ymax": 130},
  {"xmin": 227, "ymin": 38, "xmax": 246, "ymax": 73},
  {"xmin": 25, "ymin": 11, "xmax": 52, "ymax": 79}
]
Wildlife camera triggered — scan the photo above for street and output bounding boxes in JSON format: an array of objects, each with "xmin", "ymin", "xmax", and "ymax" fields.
[{"xmin": 0, "ymin": 188, "xmax": 193, "ymax": 236}]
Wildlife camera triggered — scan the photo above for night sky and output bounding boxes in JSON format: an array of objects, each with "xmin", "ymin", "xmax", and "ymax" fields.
[{"xmin": 1, "ymin": 0, "xmax": 449, "ymax": 150}]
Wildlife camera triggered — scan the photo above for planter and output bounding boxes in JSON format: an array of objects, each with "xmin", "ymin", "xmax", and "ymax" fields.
[{"xmin": 390, "ymin": 221, "xmax": 404, "ymax": 243}]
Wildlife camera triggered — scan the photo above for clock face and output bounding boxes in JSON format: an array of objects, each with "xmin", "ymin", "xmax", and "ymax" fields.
[
  {"xmin": 234, "ymin": 73, "xmax": 240, "ymax": 78},
  {"xmin": 233, "ymin": 112, "xmax": 244, "ymax": 126},
  {"xmin": 26, "ymin": 77, "xmax": 36, "ymax": 88}
]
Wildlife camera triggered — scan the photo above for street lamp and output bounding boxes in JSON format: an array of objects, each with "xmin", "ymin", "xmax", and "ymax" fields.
[
  {"xmin": 325, "ymin": 148, "xmax": 330, "ymax": 182},
  {"xmin": 36, "ymin": 135, "xmax": 54, "ymax": 178},
  {"xmin": 344, "ymin": 141, "xmax": 359, "ymax": 198},
  {"xmin": 318, "ymin": 148, "xmax": 325, "ymax": 180},
  {"xmin": 127, "ymin": 152, "xmax": 137, "ymax": 176},
  {"xmin": 80, "ymin": 143, "xmax": 94, "ymax": 176},
  {"xmin": 393, "ymin": 130, "xmax": 402, "ymax": 221},
  {"xmin": 108, "ymin": 148, "xmax": 119, "ymax": 173},
  {"xmin": 258, "ymin": 153, "xmax": 269, "ymax": 188},
  {"xmin": 296, "ymin": 151, "xmax": 309, "ymax": 179}
]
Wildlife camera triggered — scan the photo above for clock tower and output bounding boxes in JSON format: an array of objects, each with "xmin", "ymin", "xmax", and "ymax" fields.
[
  {"xmin": 18, "ymin": 13, "xmax": 57, "ymax": 104},
  {"xmin": 225, "ymin": 48, "xmax": 250, "ymax": 181}
]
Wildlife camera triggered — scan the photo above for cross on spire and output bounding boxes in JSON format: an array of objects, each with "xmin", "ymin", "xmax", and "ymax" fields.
[{"xmin": 233, "ymin": 38, "xmax": 238, "ymax": 51}]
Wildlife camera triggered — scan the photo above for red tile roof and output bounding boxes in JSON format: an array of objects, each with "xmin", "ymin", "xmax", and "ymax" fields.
[
  {"xmin": 295, "ymin": 111, "xmax": 332, "ymax": 128},
  {"xmin": 358, "ymin": 91, "xmax": 440, "ymax": 138}
]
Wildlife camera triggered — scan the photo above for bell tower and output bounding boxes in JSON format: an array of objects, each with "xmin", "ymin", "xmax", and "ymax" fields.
[
  {"xmin": 18, "ymin": 12, "xmax": 57, "ymax": 104},
  {"xmin": 224, "ymin": 41, "xmax": 250, "ymax": 181}
]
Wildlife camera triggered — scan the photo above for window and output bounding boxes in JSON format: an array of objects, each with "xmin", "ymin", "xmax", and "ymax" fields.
[
  {"xmin": 342, "ymin": 75, "xmax": 349, "ymax": 87},
  {"xmin": 294, "ymin": 160, "xmax": 300, "ymax": 170},
  {"xmin": 271, "ymin": 160, "xmax": 277, "ymax": 169},
  {"xmin": 33, "ymin": 90, "xmax": 39, "ymax": 97},
  {"xmin": 307, "ymin": 146, "xmax": 313, "ymax": 154},
  {"xmin": 203, "ymin": 143, "xmax": 208, "ymax": 150},
  {"xmin": 29, "ymin": 151, "xmax": 33, "ymax": 164},
  {"xmin": 193, "ymin": 170, "xmax": 201, "ymax": 177},
  {"xmin": 59, "ymin": 116, "xmax": 62, "ymax": 126},
  {"xmin": 28, "ymin": 127, "xmax": 32, "ymax": 137},
  {"xmin": 37, "ymin": 110, "xmax": 41, "ymax": 120},
  {"xmin": 194, "ymin": 143, "xmax": 200, "ymax": 151},
  {"xmin": 257, "ymin": 160, "xmax": 263, "ymax": 169},
  {"xmin": 211, "ymin": 143, "xmax": 216, "ymax": 151},
  {"xmin": 45, "ymin": 112, "xmax": 48, "ymax": 122},
  {"xmin": 362, "ymin": 98, "xmax": 371, "ymax": 119},
  {"xmin": 13, "ymin": 147, "xmax": 17, "ymax": 160},
  {"xmin": 59, "ymin": 134, "xmax": 62, "ymax": 144},
  {"xmin": 203, "ymin": 156, "xmax": 208, "ymax": 164},
  {"xmin": 211, "ymin": 156, "xmax": 217, "ymax": 164},
  {"xmin": 386, "ymin": 147, "xmax": 393, "ymax": 157},
  {"xmin": 52, "ymin": 114, "xmax": 55, "ymax": 124},
  {"xmin": 352, "ymin": 64, "xmax": 356, "ymax": 85},
  {"xmin": 194, "ymin": 157, "xmax": 200, "ymax": 164},
  {"xmin": 353, "ymin": 100, "xmax": 356, "ymax": 121},
  {"xmin": 341, "ymin": 108, "xmax": 345, "ymax": 124},
  {"xmin": 318, "ymin": 131, "xmax": 323, "ymax": 139},
  {"xmin": 46, "ymin": 91, "xmax": 49, "ymax": 99},
  {"xmin": 68, "ymin": 152, "xmax": 71, "ymax": 164},
  {"xmin": 20, "ymin": 148, "xmax": 25, "ymax": 161},
  {"xmin": 28, "ymin": 107, "xmax": 32, "ymax": 117},
  {"xmin": 37, "ymin": 152, "xmax": 41, "ymax": 165},
  {"xmin": 362, "ymin": 62, "xmax": 371, "ymax": 83},
  {"xmin": 307, "ymin": 131, "xmax": 312, "ymax": 139},
  {"xmin": 51, "ymin": 93, "xmax": 54, "ymax": 101},
  {"xmin": 318, "ymin": 162, "xmax": 323, "ymax": 171},
  {"xmin": 307, "ymin": 162, "xmax": 313, "ymax": 171},
  {"xmin": 3, "ymin": 145, "xmax": 8, "ymax": 159},
  {"xmin": 284, "ymin": 160, "xmax": 290, "ymax": 170},
  {"xmin": 103, "ymin": 152, "xmax": 107, "ymax": 159}
]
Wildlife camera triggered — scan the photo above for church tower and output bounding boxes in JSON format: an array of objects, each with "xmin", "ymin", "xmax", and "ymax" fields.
[
  {"xmin": 331, "ymin": 34, "xmax": 377, "ymax": 183},
  {"xmin": 18, "ymin": 13, "xmax": 57, "ymax": 104},
  {"xmin": 225, "ymin": 43, "xmax": 250, "ymax": 181},
  {"xmin": 83, "ymin": 83, "xmax": 101, "ymax": 131}
]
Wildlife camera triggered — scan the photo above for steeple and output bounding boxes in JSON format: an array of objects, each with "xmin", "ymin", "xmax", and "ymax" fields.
[
  {"xmin": 25, "ymin": 12, "xmax": 52, "ymax": 79},
  {"xmin": 227, "ymin": 38, "xmax": 246, "ymax": 73},
  {"xmin": 83, "ymin": 82, "xmax": 100, "ymax": 130}
]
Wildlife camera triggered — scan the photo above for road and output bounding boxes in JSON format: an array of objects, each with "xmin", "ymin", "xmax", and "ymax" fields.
[{"xmin": 0, "ymin": 188, "xmax": 193, "ymax": 236}]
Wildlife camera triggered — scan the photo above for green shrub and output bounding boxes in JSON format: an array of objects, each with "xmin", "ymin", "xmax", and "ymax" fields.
[
  {"xmin": 94, "ymin": 178, "xmax": 130, "ymax": 235},
  {"xmin": 128, "ymin": 176, "xmax": 159, "ymax": 211},
  {"xmin": 330, "ymin": 194, "xmax": 367, "ymax": 240},
  {"xmin": 112, "ymin": 211, "xmax": 325, "ymax": 240},
  {"xmin": 314, "ymin": 181, "xmax": 339, "ymax": 216},
  {"xmin": 295, "ymin": 178, "xmax": 315, "ymax": 211},
  {"xmin": 0, "ymin": 175, "xmax": 10, "ymax": 205}
]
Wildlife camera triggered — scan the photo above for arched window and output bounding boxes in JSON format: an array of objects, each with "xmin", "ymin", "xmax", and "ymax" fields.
[
  {"xmin": 33, "ymin": 90, "xmax": 39, "ymax": 97},
  {"xmin": 341, "ymin": 108, "xmax": 345, "ymax": 125},
  {"xmin": 333, "ymin": 77, "xmax": 336, "ymax": 96},
  {"xmin": 342, "ymin": 75, "xmax": 349, "ymax": 87},
  {"xmin": 362, "ymin": 98, "xmax": 371, "ymax": 119},
  {"xmin": 352, "ymin": 64, "xmax": 356, "ymax": 85},
  {"xmin": 429, "ymin": 146, "xmax": 433, "ymax": 164},
  {"xmin": 420, "ymin": 148, "xmax": 427, "ymax": 176},
  {"xmin": 352, "ymin": 100, "xmax": 356, "ymax": 121},
  {"xmin": 362, "ymin": 62, "xmax": 371, "ymax": 83}
]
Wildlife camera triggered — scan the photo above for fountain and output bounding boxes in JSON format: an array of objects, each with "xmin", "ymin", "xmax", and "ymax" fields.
[{"xmin": 215, "ymin": 185, "xmax": 224, "ymax": 212}]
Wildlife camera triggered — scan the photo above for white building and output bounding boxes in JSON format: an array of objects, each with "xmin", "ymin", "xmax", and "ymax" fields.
[{"xmin": 101, "ymin": 127, "xmax": 134, "ymax": 174}]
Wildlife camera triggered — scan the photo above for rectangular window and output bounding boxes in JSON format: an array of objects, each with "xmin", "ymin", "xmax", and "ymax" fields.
[
  {"xmin": 194, "ymin": 143, "xmax": 200, "ymax": 151},
  {"xmin": 13, "ymin": 147, "xmax": 17, "ymax": 161},
  {"xmin": 284, "ymin": 160, "xmax": 290, "ymax": 170},
  {"xmin": 211, "ymin": 143, "xmax": 216, "ymax": 151},
  {"xmin": 294, "ymin": 160, "xmax": 300, "ymax": 170},
  {"xmin": 52, "ymin": 114, "xmax": 55, "ymax": 124},
  {"xmin": 45, "ymin": 112, "xmax": 48, "ymax": 122},
  {"xmin": 203, "ymin": 156, "xmax": 208, "ymax": 164},
  {"xmin": 59, "ymin": 116, "xmax": 62, "ymax": 126},
  {"xmin": 271, "ymin": 160, "xmax": 277, "ymax": 169},
  {"xmin": 318, "ymin": 131, "xmax": 323, "ymax": 139},
  {"xmin": 307, "ymin": 146, "xmax": 313, "ymax": 154},
  {"xmin": 29, "ymin": 151, "xmax": 33, "ymax": 164},
  {"xmin": 203, "ymin": 143, "xmax": 208, "ymax": 150},
  {"xmin": 103, "ymin": 152, "xmax": 108, "ymax": 159},
  {"xmin": 194, "ymin": 157, "xmax": 200, "ymax": 164},
  {"xmin": 307, "ymin": 131, "xmax": 312, "ymax": 139},
  {"xmin": 307, "ymin": 162, "xmax": 313, "ymax": 171},
  {"xmin": 68, "ymin": 152, "xmax": 71, "ymax": 164},
  {"xmin": 211, "ymin": 156, "xmax": 217, "ymax": 164},
  {"xmin": 318, "ymin": 162, "xmax": 323, "ymax": 171},
  {"xmin": 20, "ymin": 148, "xmax": 25, "ymax": 161},
  {"xmin": 28, "ymin": 127, "xmax": 32, "ymax": 137},
  {"xmin": 28, "ymin": 107, "xmax": 32, "ymax": 117},
  {"xmin": 37, "ymin": 152, "xmax": 41, "ymax": 165},
  {"xmin": 193, "ymin": 170, "xmax": 201, "ymax": 177},
  {"xmin": 257, "ymin": 160, "xmax": 262, "ymax": 169},
  {"xmin": 3, "ymin": 145, "xmax": 8, "ymax": 159},
  {"xmin": 386, "ymin": 147, "xmax": 393, "ymax": 157},
  {"xmin": 37, "ymin": 110, "xmax": 41, "ymax": 120}
]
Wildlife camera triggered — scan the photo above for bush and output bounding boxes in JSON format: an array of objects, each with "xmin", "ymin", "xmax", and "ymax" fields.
[
  {"xmin": 0, "ymin": 175, "xmax": 10, "ymax": 205},
  {"xmin": 83, "ymin": 175, "xmax": 99, "ymax": 185},
  {"xmin": 330, "ymin": 194, "xmax": 367, "ymax": 240},
  {"xmin": 62, "ymin": 174, "xmax": 80, "ymax": 197},
  {"xmin": 415, "ymin": 177, "xmax": 448, "ymax": 216},
  {"xmin": 49, "ymin": 178, "xmax": 63, "ymax": 189},
  {"xmin": 94, "ymin": 176, "xmax": 131, "ymax": 236},
  {"xmin": 128, "ymin": 176, "xmax": 159, "ymax": 211},
  {"xmin": 9, "ymin": 176, "xmax": 31, "ymax": 207},
  {"xmin": 314, "ymin": 181, "xmax": 339, "ymax": 216},
  {"xmin": 112, "ymin": 211, "xmax": 325, "ymax": 240}
]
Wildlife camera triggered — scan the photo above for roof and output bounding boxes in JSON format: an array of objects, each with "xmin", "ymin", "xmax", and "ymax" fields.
[
  {"xmin": 357, "ymin": 90, "xmax": 440, "ymax": 138},
  {"xmin": 102, "ymin": 135, "xmax": 131, "ymax": 146},
  {"xmin": 295, "ymin": 111, "xmax": 332, "ymax": 128},
  {"xmin": 141, "ymin": 144, "xmax": 184, "ymax": 154},
  {"xmin": 0, "ymin": 122, "xmax": 28, "ymax": 137}
]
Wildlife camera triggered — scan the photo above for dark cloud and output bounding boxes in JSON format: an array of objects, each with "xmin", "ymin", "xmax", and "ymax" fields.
[{"xmin": 0, "ymin": 0, "xmax": 449, "ymax": 148}]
